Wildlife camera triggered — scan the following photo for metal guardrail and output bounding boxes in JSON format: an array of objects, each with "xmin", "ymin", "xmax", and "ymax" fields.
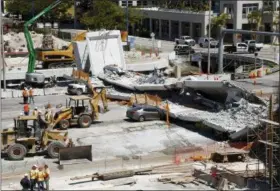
[{"xmin": 200, "ymin": 52, "xmax": 278, "ymax": 69}]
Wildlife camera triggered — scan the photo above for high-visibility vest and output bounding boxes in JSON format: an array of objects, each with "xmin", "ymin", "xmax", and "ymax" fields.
[
  {"xmin": 24, "ymin": 104, "xmax": 29, "ymax": 112},
  {"xmin": 32, "ymin": 110, "xmax": 38, "ymax": 116},
  {"xmin": 29, "ymin": 89, "xmax": 34, "ymax": 96},
  {"xmin": 30, "ymin": 169, "xmax": 38, "ymax": 180},
  {"xmin": 44, "ymin": 168, "xmax": 50, "ymax": 179},
  {"xmin": 37, "ymin": 171, "xmax": 45, "ymax": 181},
  {"xmin": 22, "ymin": 90, "xmax": 28, "ymax": 97}
]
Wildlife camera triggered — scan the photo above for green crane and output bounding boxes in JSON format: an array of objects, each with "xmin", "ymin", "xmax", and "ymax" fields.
[{"xmin": 24, "ymin": 0, "xmax": 61, "ymax": 85}]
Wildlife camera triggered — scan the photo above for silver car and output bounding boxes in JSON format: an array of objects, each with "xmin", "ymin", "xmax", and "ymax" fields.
[{"xmin": 126, "ymin": 104, "xmax": 164, "ymax": 122}]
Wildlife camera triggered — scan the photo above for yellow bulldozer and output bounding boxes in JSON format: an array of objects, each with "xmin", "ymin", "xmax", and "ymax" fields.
[
  {"xmin": 49, "ymin": 88, "xmax": 109, "ymax": 130},
  {"xmin": 1, "ymin": 115, "xmax": 72, "ymax": 160},
  {"xmin": 36, "ymin": 31, "xmax": 87, "ymax": 69}
]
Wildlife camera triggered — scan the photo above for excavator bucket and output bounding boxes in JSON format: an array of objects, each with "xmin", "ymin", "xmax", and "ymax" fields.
[{"xmin": 59, "ymin": 145, "xmax": 92, "ymax": 165}]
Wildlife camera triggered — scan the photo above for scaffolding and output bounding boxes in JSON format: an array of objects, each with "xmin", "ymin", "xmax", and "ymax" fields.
[{"xmin": 247, "ymin": 96, "xmax": 280, "ymax": 190}]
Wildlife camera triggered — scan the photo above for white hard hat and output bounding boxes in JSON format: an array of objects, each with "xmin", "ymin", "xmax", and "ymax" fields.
[
  {"xmin": 33, "ymin": 164, "xmax": 38, "ymax": 168},
  {"xmin": 34, "ymin": 107, "xmax": 38, "ymax": 110},
  {"xmin": 24, "ymin": 173, "xmax": 28, "ymax": 177}
]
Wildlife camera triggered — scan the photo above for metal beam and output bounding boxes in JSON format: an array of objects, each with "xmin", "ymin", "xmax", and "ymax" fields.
[{"xmin": 218, "ymin": 28, "xmax": 280, "ymax": 74}]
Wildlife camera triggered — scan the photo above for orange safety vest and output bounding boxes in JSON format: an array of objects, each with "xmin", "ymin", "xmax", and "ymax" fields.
[
  {"xmin": 22, "ymin": 90, "xmax": 28, "ymax": 97},
  {"xmin": 37, "ymin": 171, "xmax": 45, "ymax": 181},
  {"xmin": 29, "ymin": 89, "xmax": 34, "ymax": 96},
  {"xmin": 23, "ymin": 104, "xmax": 29, "ymax": 112}
]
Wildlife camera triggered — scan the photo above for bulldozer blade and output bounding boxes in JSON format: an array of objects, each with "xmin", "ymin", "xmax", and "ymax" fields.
[{"xmin": 59, "ymin": 145, "xmax": 92, "ymax": 165}]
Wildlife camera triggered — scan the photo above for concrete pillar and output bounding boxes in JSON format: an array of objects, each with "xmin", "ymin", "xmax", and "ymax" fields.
[
  {"xmin": 179, "ymin": 21, "xmax": 182, "ymax": 37},
  {"xmin": 159, "ymin": 19, "xmax": 162, "ymax": 38},
  {"xmin": 190, "ymin": 23, "xmax": 193, "ymax": 37},
  {"xmin": 149, "ymin": 18, "xmax": 153, "ymax": 33},
  {"xmin": 169, "ymin": 20, "xmax": 172, "ymax": 40},
  {"xmin": 218, "ymin": 27, "xmax": 225, "ymax": 74}
]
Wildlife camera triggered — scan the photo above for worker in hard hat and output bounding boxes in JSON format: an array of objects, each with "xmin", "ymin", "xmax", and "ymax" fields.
[
  {"xmin": 32, "ymin": 107, "xmax": 39, "ymax": 117},
  {"xmin": 29, "ymin": 87, "xmax": 35, "ymax": 104},
  {"xmin": 30, "ymin": 165, "xmax": 38, "ymax": 191},
  {"xmin": 22, "ymin": 88, "xmax": 29, "ymax": 104},
  {"xmin": 23, "ymin": 104, "xmax": 30, "ymax": 116}
]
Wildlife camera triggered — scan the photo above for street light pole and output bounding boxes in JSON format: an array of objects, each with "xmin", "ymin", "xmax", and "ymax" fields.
[
  {"xmin": 0, "ymin": 0, "xmax": 3, "ymax": 188},
  {"xmin": 126, "ymin": 0, "xmax": 129, "ymax": 44},
  {"xmin": 74, "ymin": 0, "xmax": 77, "ymax": 29},
  {"xmin": 207, "ymin": 0, "xmax": 212, "ymax": 74}
]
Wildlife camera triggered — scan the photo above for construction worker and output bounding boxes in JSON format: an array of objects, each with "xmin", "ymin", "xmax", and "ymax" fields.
[
  {"xmin": 29, "ymin": 87, "xmax": 35, "ymax": 104},
  {"xmin": 44, "ymin": 164, "xmax": 50, "ymax": 190},
  {"xmin": 20, "ymin": 173, "xmax": 31, "ymax": 191},
  {"xmin": 30, "ymin": 165, "xmax": 38, "ymax": 191},
  {"xmin": 37, "ymin": 166, "xmax": 45, "ymax": 191},
  {"xmin": 32, "ymin": 107, "xmax": 39, "ymax": 117},
  {"xmin": 22, "ymin": 88, "xmax": 29, "ymax": 104},
  {"xmin": 23, "ymin": 104, "xmax": 30, "ymax": 116}
]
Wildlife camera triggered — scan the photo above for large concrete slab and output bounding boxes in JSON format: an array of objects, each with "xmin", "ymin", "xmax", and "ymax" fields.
[{"xmin": 74, "ymin": 30, "xmax": 126, "ymax": 76}]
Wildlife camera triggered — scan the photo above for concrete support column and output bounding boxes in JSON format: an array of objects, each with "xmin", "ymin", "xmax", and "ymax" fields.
[
  {"xmin": 218, "ymin": 27, "xmax": 225, "ymax": 74},
  {"xmin": 179, "ymin": 21, "xmax": 182, "ymax": 37},
  {"xmin": 190, "ymin": 23, "xmax": 193, "ymax": 37},
  {"xmin": 159, "ymin": 19, "xmax": 162, "ymax": 38},
  {"xmin": 169, "ymin": 20, "xmax": 172, "ymax": 40},
  {"xmin": 149, "ymin": 18, "xmax": 153, "ymax": 33}
]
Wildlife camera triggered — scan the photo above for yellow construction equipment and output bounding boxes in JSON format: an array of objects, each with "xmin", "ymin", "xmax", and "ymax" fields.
[
  {"xmin": 1, "ymin": 115, "xmax": 72, "ymax": 160},
  {"xmin": 36, "ymin": 31, "xmax": 87, "ymax": 69},
  {"xmin": 50, "ymin": 90, "xmax": 108, "ymax": 129}
]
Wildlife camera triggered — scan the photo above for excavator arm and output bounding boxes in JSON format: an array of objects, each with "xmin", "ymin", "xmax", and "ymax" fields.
[
  {"xmin": 24, "ymin": 0, "xmax": 62, "ymax": 73},
  {"xmin": 89, "ymin": 86, "xmax": 109, "ymax": 120}
]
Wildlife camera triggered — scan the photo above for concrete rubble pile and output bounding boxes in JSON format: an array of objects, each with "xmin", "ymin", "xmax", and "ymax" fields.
[
  {"xmin": 166, "ymin": 98, "xmax": 267, "ymax": 133},
  {"xmin": 3, "ymin": 31, "xmax": 69, "ymax": 68},
  {"xmin": 100, "ymin": 68, "xmax": 177, "ymax": 91},
  {"xmin": 4, "ymin": 31, "xmax": 68, "ymax": 52}
]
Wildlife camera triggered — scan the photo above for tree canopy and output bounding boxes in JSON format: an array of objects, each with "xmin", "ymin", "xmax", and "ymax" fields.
[
  {"xmin": 80, "ymin": 0, "xmax": 142, "ymax": 30},
  {"xmin": 6, "ymin": 0, "xmax": 73, "ymax": 21}
]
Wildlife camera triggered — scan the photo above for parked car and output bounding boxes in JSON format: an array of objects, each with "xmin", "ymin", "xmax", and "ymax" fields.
[
  {"xmin": 198, "ymin": 37, "xmax": 218, "ymax": 48},
  {"xmin": 174, "ymin": 44, "xmax": 195, "ymax": 55},
  {"xmin": 126, "ymin": 104, "xmax": 164, "ymax": 122},
  {"xmin": 224, "ymin": 43, "xmax": 256, "ymax": 54},
  {"xmin": 175, "ymin": 36, "xmax": 196, "ymax": 46},
  {"xmin": 243, "ymin": 40, "xmax": 263, "ymax": 51}
]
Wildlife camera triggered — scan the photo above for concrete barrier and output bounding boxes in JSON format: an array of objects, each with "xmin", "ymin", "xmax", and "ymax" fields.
[
  {"xmin": 34, "ymin": 89, "xmax": 44, "ymax": 96},
  {"xmin": 1, "ymin": 91, "xmax": 13, "ymax": 99},
  {"xmin": 12, "ymin": 90, "xmax": 22, "ymax": 98}
]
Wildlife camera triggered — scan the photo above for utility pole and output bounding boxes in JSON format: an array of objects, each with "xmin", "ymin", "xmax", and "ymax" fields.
[
  {"xmin": 0, "ymin": 0, "xmax": 3, "ymax": 189},
  {"xmin": 32, "ymin": 0, "xmax": 35, "ymax": 17},
  {"xmin": 74, "ymin": 0, "xmax": 77, "ymax": 29},
  {"xmin": 207, "ymin": 0, "xmax": 212, "ymax": 74},
  {"xmin": 1, "ymin": 0, "xmax": 5, "ymax": 91},
  {"xmin": 126, "ymin": 0, "xmax": 129, "ymax": 44}
]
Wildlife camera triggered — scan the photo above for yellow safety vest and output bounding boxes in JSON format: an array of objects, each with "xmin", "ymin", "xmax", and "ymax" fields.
[
  {"xmin": 33, "ymin": 110, "xmax": 38, "ymax": 117},
  {"xmin": 44, "ymin": 168, "xmax": 50, "ymax": 179},
  {"xmin": 30, "ymin": 169, "xmax": 38, "ymax": 180},
  {"xmin": 37, "ymin": 171, "xmax": 45, "ymax": 181}
]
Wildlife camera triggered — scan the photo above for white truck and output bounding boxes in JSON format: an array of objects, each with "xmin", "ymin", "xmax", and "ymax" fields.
[
  {"xmin": 244, "ymin": 40, "xmax": 263, "ymax": 51},
  {"xmin": 175, "ymin": 36, "xmax": 196, "ymax": 46}
]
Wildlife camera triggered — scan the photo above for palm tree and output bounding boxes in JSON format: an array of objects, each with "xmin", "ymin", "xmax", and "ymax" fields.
[
  {"xmin": 247, "ymin": 10, "xmax": 262, "ymax": 40},
  {"xmin": 210, "ymin": 13, "xmax": 229, "ymax": 38}
]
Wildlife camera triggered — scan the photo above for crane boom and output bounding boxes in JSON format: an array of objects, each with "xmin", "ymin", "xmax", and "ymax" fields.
[{"xmin": 24, "ymin": 0, "xmax": 62, "ymax": 73}]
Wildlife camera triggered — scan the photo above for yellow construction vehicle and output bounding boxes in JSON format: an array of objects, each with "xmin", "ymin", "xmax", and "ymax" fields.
[
  {"xmin": 36, "ymin": 31, "xmax": 87, "ymax": 69},
  {"xmin": 50, "ymin": 89, "xmax": 108, "ymax": 129},
  {"xmin": 1, "ymin": 115, "xmax": 72, "ymax": 160}
]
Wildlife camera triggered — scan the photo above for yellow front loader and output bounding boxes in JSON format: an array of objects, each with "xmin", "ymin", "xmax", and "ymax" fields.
[{"xmin": 1, "ymin": 115, "xmax": 72, "ymax": 160}]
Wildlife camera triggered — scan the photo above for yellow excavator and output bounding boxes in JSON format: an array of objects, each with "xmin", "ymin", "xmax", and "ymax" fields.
[
  {"xmin": 36, "ymin": 31, "xmax": 87, "ymax": 69},
  {"xmin": 48, "ymin": 70, "xmax": 109, "ymax": 129}
]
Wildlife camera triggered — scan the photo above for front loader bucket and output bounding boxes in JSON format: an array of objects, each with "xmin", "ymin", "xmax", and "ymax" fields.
[{"xmin": 59, "ymin": 145, "xmax": 92, "ymax": 165}]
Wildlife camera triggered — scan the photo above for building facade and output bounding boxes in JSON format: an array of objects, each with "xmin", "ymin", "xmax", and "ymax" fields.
[{"xmin": 139, "ymin": 8, "xmax": 211, "ymax": 41}]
